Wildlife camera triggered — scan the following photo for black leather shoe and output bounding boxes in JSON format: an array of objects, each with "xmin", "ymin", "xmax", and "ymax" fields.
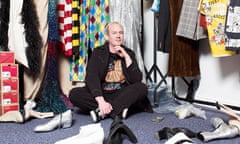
[{"xmin": 155, "ymin": 127, "xmax": 198, "ymax": 140}]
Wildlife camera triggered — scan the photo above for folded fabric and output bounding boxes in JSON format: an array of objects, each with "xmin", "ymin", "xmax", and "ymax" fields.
[{"xmin": 55, "ymin": 123, "xmax": 104, "ymax": 144}]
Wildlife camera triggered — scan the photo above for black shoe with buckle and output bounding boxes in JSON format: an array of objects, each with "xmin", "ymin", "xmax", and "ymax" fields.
[{"xmin": 90, "ymin": 108, "xmax": 104, "ymax": 123}]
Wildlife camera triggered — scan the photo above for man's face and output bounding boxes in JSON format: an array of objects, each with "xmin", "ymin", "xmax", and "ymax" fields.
[{"xmin": 106, "ymin": 24, "xmax": 124, "ymax": 47}]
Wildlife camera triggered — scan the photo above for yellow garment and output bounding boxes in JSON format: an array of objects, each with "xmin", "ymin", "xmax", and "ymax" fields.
[
  {"xmin": 199, "ymin": 0, "xmax": 234, "ymax": 57},
  {"xmin": 105, "ymin": 60, "xmax": 125, "ymax": 83}
]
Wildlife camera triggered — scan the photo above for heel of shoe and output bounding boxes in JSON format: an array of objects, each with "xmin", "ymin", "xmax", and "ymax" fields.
[
  {"xmin": 34, "ymin": 110, "xmax": 72, "ymax": 132},
  {"xmin": 62, "ymin": 120, "xmax": 72, "ymax": 129}
]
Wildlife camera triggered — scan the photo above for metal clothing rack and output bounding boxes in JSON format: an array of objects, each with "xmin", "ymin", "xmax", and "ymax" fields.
[
  {"xmin": 145, "ymin": 12, "xmax": 168, "ymax": 107},
  {"xmin": 171, "ymin": 77, "xmax": 240, "ymax": 111}
]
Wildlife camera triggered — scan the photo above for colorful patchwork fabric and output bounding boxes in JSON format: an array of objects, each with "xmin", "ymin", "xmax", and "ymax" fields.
[
  {"xmin": 199, "ymin": 0, "xmax": 234, "ymax": 57},
  {"xmin": 70, "ymin": 0, "xmax": 110, "ymax": 81},
  {"xmin": 57, "ymin": 0, "xmax": 73, "ymax": 56}
]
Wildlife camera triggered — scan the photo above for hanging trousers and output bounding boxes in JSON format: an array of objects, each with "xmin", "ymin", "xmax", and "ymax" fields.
[{"xmin": 69, "ymin": 82, "xmax": 149, "ymax": 118}]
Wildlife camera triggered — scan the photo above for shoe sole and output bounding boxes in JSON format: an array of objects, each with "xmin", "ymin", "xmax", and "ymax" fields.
[
  {"xmin": 122, "ymin": 108, "xmax": 128, "ymax": 119},
  {"xmin": 90, "ymin": 110, "xmax": 98, "ymax": 123}
]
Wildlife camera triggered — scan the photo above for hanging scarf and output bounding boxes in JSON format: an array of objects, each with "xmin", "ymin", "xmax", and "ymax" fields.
[
  {"xmin": 21, "ymin": 0, "xmax": 43, "ymax": 79},
  {"xmin": 36, "ymin": 0, "xmax": 70, "ymax": 114}
]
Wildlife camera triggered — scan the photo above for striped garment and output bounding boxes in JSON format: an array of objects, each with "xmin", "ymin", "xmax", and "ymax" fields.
[
  {"xmin": 71, "ymin": 0, "xmax": 80, "ymax": 54},
  {"xmin": 57, "ymin": 0, "xmax": 72, "ymax": 56}
]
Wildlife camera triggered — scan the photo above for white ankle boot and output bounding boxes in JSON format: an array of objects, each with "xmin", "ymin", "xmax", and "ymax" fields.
[
  {"xmin": 55, "ymin": 123, "xmax": 104, "ymax": 144},
  {"xmin": 34, "ymin": 110, "xmax": 72, "ymax": 132}
]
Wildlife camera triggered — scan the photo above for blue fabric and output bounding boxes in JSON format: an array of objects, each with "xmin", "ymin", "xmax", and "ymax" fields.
[{"xmin": 36, "ymin": 0, "xmax": 69, "ymax": 114}]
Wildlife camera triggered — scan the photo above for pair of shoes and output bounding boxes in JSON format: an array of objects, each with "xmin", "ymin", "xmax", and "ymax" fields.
[
  {"xmin": 90, "ymin": 108, "xmax": 105, "ymax": 123},
  {"xmin": 34, "ymin": 109, "xmax": 72, "ymax": 132},
  {"xmin": 55, "ymin": 123, "xmax": 104, "ymax": 144},
  {"xmin": 90, "ymin": 108, "xmax": 128, "ymax": 123}
]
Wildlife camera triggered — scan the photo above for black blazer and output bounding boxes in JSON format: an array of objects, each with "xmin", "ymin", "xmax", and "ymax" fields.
[{"xmin": 85, "ymin": 43, "xmax": 143, "ymax": 98}]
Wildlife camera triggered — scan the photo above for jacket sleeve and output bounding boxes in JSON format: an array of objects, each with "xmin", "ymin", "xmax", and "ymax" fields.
[
  {"xmin": 85, "ymin": 48, "xmax": 105, "ymax": 98},
  {"xmin": 124, "ymin": 49, "xmax": 143, "ymax": 83}
]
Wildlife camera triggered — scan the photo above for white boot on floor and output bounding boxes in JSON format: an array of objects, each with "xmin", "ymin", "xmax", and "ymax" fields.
[
  {"xmin": 34, "ymin": 110, "xmax": 72, "ymax": 132},
  {"xmin": 55, "ymin": 123, "xmax": 104, "ymax": 144}
]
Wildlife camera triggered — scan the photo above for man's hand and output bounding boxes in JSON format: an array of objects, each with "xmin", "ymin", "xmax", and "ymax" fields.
[
  {"xmin": 95, "ymin": 96, "xmax": 113, "ymax": 116},
  {"xmin": 113, "ymin": 46, "xmax": 132, "ymax": 67}
]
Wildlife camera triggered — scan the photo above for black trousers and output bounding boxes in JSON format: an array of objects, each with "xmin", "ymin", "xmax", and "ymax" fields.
[{"xmin": 69, "ymin": 82, "xmax": 150, "ymax": 118}]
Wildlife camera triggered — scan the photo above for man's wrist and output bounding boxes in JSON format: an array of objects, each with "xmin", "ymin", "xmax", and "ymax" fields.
[
  {"xmin": 125, "ymin": 56, "xmax": 132, "ymax": 67},
  {"xmin": 95, "ymin": 96, "xmax": 105, "ymax": 104}
]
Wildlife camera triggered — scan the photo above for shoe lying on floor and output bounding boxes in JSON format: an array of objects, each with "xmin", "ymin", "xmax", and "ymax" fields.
[
  {"xmin": 34, "ymin": 109, "xmax": 72, "ymax": 132},
  {"xmin": 90, "ymin": 108, "xmax": 129, "ymax": 123},
  {"xmin": 165, "ymin": 132, "xmax": 195, "ymax": 144},
  {"xmin": 105, "ymin": 116, "xmax": 137, "ymax": 144},
  {"xmin": 90, "ymin": 108, "xmax": 105, "ymax": 123},
  {"xmin": 198, "ymin": 117, "xmax": 239, "ymax": 142},
  {"xmin": 55, "ymin": 123, "xmax": 104, "ymax": 144},
  {"xmin": 121, "ymin": 108, "xmax": 128, "ymax": 119},
  {"xmin": 155, "ymin": 127, "xmax": 198, "ymax": 140}
]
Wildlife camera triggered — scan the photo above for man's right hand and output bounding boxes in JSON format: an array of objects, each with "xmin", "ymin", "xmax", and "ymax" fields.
[{"xmin": 95, "ymin": 96, "xmax": 113, "ymax": 116}]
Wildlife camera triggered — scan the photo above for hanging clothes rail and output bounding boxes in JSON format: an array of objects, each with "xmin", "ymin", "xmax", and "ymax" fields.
[{"xmin": 172, "ymin": 76, "xmax": 240, "ymax": 111}]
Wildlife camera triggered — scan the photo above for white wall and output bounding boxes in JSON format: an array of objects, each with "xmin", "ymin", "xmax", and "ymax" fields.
[
  {"xmin": 195, "ymin": 39, "xmax": 240, "ymax": 107},
  {"xmin": 143, "ymin": 2, "xmax": 240, "ymax": 108}
]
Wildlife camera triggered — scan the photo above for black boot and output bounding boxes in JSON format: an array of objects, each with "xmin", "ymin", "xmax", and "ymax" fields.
[
  {"xmin": 105, "ymin": 116, "xmax": 137, "ymax": 144},
  {"xmin": 186, "ymin": 79, "xmax": 199, "ymax": 102}
]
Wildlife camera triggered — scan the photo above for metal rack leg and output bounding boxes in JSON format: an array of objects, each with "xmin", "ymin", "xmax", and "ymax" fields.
[{"xmin": 171, "ymin": 77, "xmax": 240, "ymax": 111}]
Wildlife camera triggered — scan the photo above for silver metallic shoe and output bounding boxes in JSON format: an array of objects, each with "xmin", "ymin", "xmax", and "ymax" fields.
[
  {"xmin": 34, "ymin": 109, "xmax": 72, "ymax": 132},
  {"xmin": 198, "ymin": 117, "xmax": 239, "ymax": 142}
]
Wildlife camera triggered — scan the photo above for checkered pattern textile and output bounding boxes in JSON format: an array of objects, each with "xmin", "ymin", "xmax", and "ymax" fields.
[
  {"xmin": 70, "ymin": 0, "xmax": 110, "ymax": 81},
  {"xmin": 176, "ymin": 0, "xmax": 207, "ymax": 40}
]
